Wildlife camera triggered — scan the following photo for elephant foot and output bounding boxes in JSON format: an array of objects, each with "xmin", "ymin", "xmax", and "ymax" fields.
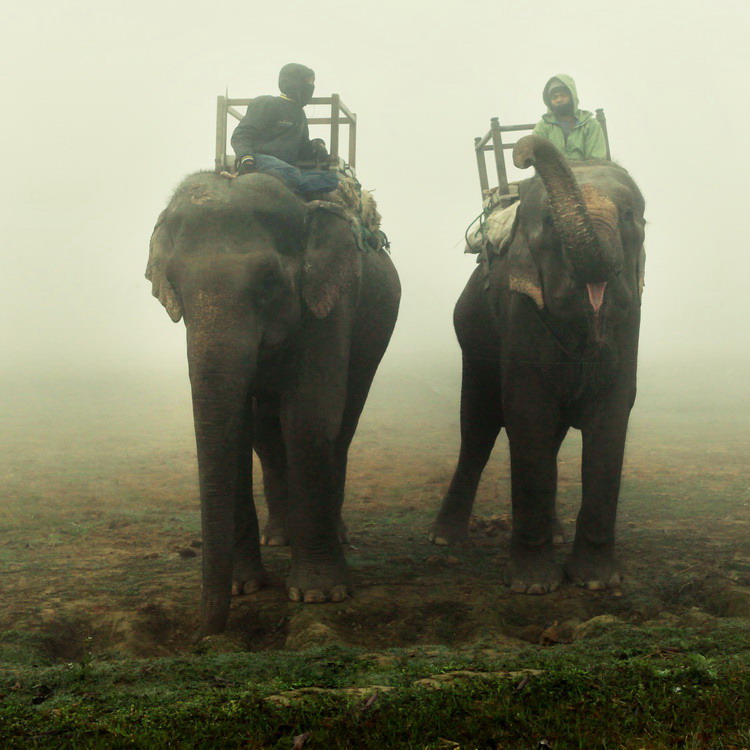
[
  {"xmin": 261, "ymin": 517, "xmax": 288, "ymax": 547},
  {"xmin": 287, "ymin": 555, "xmax": 351, "ymax": 604},
  {"xmin": 564, "ymin": 545, "xmax": 622, "ymax": 590},
  {"xmin": 231, "ymin": 560, "xmax": 270, "ymax": 596},
  {"xmin": 427, "ymin": 511, "xmax": 470, "ymax": 546},
  {"xmin": 506, "ymin": 547, "xmax": 563, "ymax": 595}
]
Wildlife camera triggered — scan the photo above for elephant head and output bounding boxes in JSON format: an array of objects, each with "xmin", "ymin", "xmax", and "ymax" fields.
[
  {"xmin": 147, "ymin": 172, "xmax": 361, "ymax": 326},
  {"xmin": 145, "ymin": 171, "xmax": 362, "ymax": 634},
  {"xmin": 508, "ymin": 135, "xmax": 645, "ymax": 345}
]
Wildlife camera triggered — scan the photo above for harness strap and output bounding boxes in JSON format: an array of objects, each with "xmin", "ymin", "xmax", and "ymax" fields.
[{"xmin": 307, "ymin": 200, "xmax": 388, "ymax": 253}]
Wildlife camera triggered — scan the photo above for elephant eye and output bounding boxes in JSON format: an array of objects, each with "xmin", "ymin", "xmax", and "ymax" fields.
[
  {"xmin": 623, "ymin": 209, "xmax": 634, "ymax": 221},
  {"xmin": 543, "ymin": 214, "xmax": 554, "ymax": 228}
]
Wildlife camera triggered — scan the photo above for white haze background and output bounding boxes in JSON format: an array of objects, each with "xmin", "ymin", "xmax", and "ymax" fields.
[{"xmin": 1, "ymin": 0, "xmax": 748, "ymax": 379}]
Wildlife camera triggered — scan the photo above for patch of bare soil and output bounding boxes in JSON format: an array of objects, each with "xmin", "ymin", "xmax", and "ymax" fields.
[{"xmin": 1, "ymin": 362, "xmax": 749, "ymax": 660}]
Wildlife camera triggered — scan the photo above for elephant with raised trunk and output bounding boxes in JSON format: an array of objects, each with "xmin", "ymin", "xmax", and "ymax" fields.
[
  {"xmin": 147, "ymin": 172, "xmax": 400, "ymax": 635},
  {"xmin": 430, "ymin": 135, "xmax": 646, "ymax": 594}
]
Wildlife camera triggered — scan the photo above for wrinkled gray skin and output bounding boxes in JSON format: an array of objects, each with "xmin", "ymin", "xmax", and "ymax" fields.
[
  {"xmin": 429, "ymin": 135, "xmax": 646, "ymax": 594},
  {"xmin": 147, "ymin": 172, "xmax": 400, "ymax": 636}
]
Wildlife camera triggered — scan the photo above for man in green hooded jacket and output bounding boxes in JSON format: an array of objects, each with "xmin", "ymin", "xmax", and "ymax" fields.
[{"xmin": 532, "ymin": 74, "xmax": 606, "ymax": 160}]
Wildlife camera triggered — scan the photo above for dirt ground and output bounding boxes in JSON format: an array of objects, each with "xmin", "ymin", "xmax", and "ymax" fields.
[{"xmin": 1, "ymin": 357, "xmax": 749, "ymax": 662}]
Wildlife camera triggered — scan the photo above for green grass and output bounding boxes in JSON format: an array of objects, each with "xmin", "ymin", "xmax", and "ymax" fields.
[{"xmin": 2, "ymin": 621, "xmax": 750, "ymax": 748}]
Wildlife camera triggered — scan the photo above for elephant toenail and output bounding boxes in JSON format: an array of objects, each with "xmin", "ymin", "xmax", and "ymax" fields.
[
  {"xmin": 527, "ymin": 584, "xmax": 547, "ymax": 595},
  {"xmin": 288, "ymin": 587, "xmax": 302, "ymax": 602},
  {"xmin": 587, "ymin": 580, "xmax": 606, "ymax": 591},
  {"xmin": 510, "ymin": 580, "xmax": 527, "ymax": 593},
  {"xmin": 329, "ymin": 585, "xmax": 348, "ymax": 602}
]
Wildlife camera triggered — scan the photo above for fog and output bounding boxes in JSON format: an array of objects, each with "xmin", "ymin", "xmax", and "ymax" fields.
[
  {"xmin": 1, "ymin": 1, "xmax": 749, "ymax": 528},
  {"xmin": 2, "ymin": 2, "xmax": 750, "ymax": 670},
  {"xmin": 1, "ymin": 0, "xmax": 748, "ymax": 383}
]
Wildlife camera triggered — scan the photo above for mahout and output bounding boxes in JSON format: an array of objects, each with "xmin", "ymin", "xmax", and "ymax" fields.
[
  {"xmin": 430, "ymin": 134, "xmax": 646, "ymax": 593},
  {"xmin": 147, "ymin": 171, "xmax": 400, "ymax": 635}
]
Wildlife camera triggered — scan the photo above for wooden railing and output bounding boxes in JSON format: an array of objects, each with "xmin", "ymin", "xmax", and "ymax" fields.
[
  {"xmin": 215, "ymin": 95, "xmax": 357, "ymax": 173},
  {"xmin": 474, "ymin": 109, "xmax": 610, "ymax": 198}
]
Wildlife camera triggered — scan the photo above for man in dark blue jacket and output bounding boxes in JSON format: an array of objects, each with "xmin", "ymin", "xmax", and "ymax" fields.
[{"xmin": 231, "ymin": 63, "xmax": 339, "ymax": 195}]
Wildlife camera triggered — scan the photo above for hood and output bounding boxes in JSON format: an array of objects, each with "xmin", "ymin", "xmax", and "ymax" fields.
[
  {"xmin": 542, "ymin": 73, "xmax": 580, "ymax": 113},
  {"xmin": 278, "ymin": 63, "xmax": 315, "ymax": 106}
]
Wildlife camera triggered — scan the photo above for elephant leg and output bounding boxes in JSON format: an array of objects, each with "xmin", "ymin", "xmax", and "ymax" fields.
[
  {"xmin": 281, "ymin": 316, "xmax": 353, "ymax": 604},
  {"xmin": 552, "ymin": 513, "xmax": 566, "ymax": 546},
  {"xmin": 565, "ymin": 408, "xmax": 629, "ymax": 589},
  {"xmin": 505, "ymin": 410, "xmax": 568, "ymax": 594},
  {"xmin": 282, "ymin": 400, "xmax": 350, "ymax": 603},
  {"xmin": 254, "ymin": 395, "xmax": 290, "ymax": 547},
  {"xmin": 332, "ymin": 454, "xmax": 350, "ymax": 544},
  {"xmin": 231, "ymin": 403, "xmax": 268, "ymax": 596},
  {"xmin": 330, "ymin": 261, "xmax": 399, "ymax": 545},
  {"xmin": 329, "ymin": 344, "xmax": 392, "ymax": 545},
  {"xmin": 429, "ymin": 356, "xmax": 503, "ymax": 545}
]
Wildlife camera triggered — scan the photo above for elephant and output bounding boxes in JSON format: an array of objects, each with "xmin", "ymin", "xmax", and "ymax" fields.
[
  {"xmin": 146, "ymin": 171, "xmax": 400, "ymax": 635},
  {"xmin": 429, "ymin": 134, "xmax": 646, "ymax": 594}
]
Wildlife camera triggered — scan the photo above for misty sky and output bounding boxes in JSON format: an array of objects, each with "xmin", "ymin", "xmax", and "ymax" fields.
[{"xmin": 2, "ymin": 0, "xmax": 749, "ymax": 376}]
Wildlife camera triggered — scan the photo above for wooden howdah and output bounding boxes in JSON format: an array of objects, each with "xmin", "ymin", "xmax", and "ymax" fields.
[
  {"xmin": 474, "ymin": 109, "xmax": 610, "ymax": 201},
  {"xmin": 215, "ymin": 94, "xmax": 357, "ymax": 174}
]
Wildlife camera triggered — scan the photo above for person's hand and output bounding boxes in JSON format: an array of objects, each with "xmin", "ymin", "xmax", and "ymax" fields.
[{"xmin": 237, "ymin": 155, "xmax": 256, "ymax": 175}]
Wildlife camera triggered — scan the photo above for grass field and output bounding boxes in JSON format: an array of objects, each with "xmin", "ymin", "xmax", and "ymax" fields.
[{"xmin": 1, "ymin": 357, "xmax": 749, "ymax": 747}]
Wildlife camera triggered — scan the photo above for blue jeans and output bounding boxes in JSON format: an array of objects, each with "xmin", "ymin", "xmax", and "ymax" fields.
[{"xmin": 254, "ymin": 154, "xmax": 339, "ymax": 194}]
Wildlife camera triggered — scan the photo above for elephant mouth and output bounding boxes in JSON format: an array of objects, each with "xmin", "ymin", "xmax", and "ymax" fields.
[
  {"xmin": 579, "ymin": 282, "xmax": 608, "ymax": 348},
  {"xmin": 586, "ymin": 282, "xmax": 607, "ymax": 314}
]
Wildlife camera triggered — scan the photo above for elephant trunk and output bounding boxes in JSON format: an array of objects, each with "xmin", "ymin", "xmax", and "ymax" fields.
[
  {"xmin": 513, "ymin": 135, "xmax": 617, "ymax": 284},
  {"xmin": 187, "ymin": 323, "xmax": 258, "ymax": 636}
]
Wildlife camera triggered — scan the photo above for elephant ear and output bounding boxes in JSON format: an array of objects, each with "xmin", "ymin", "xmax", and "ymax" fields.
[
  {"xmin": 303, "ymin": 207, "xmax": 362, "ymax": 319},
  {"xmin": 145, "ymin": 209, "xmax": 183, "ymax": 323},
  {"xmin": 506, "ymin": 211, "xmax": 544, "ymax": 310}
]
